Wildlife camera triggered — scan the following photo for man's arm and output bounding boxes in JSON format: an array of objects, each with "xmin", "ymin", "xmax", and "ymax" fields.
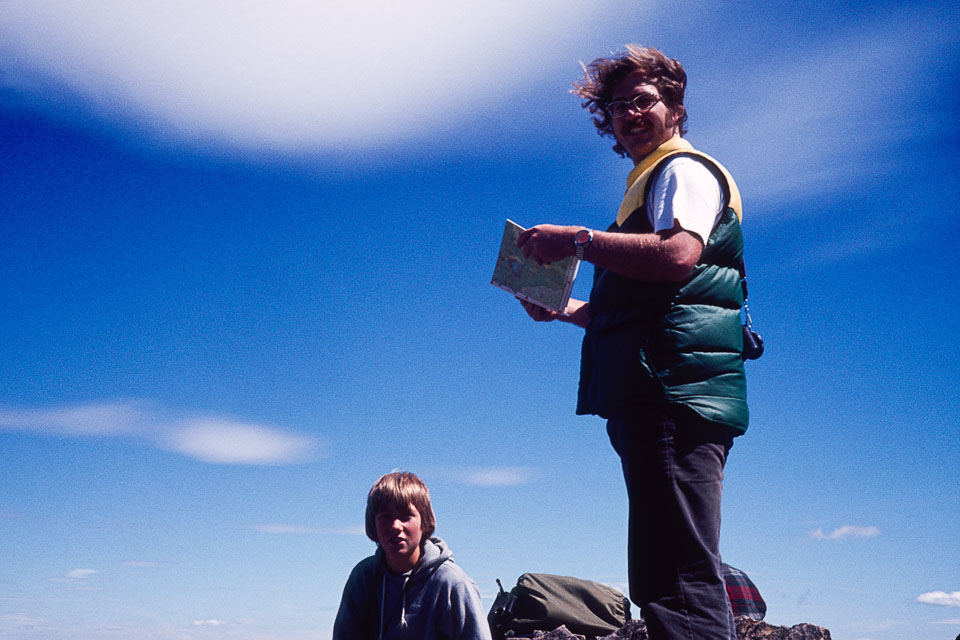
[{"xmin": 516, "ymin": 220, "xmax": 703, "ymax": 282}]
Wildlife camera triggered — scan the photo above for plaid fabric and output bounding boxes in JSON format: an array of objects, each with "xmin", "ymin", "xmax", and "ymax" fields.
[{"xmin": 723, "ymin": 563, "xmax": 766, "ymax": 620}]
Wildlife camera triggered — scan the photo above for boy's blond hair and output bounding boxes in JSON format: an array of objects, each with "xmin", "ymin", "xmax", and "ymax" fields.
[{"xmin": 365, "ymin": 471, "xmax": 437, "ymax": 543}]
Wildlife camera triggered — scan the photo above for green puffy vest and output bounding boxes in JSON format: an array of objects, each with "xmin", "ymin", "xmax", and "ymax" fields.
[{"xmin": 576, "ymin": 154, "xmax": 749, "ymax": 432}]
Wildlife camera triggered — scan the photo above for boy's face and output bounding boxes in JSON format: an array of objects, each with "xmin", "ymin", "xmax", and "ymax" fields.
[{"xmin": 375, "ymin": 501, "xmax": 424, "ymax": 573}]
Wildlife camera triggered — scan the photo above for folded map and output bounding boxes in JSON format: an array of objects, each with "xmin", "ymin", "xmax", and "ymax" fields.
[{"xmin": 491, "ymin": 219, "xmax": 579, "ymax": 314}]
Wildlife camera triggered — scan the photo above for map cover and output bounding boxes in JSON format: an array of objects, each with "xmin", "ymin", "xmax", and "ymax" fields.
[{"xmin": 491, "ymin": 219, "xmax": 579, "ymax": 314}]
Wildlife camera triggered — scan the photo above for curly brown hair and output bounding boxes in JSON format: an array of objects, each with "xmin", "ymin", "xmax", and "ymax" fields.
[
  {"xmin": 571, "ymin": 44, "xmax": 688, "ymax": 157},
  {"xmin": 364, "ymin": 471, "xmax": 437, "ymax": 544}
]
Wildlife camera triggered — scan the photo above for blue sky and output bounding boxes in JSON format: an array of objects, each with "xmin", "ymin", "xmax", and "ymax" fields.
[{"xmin": 1, "ymin": 1, "xmax": 959, "ymax": 639}]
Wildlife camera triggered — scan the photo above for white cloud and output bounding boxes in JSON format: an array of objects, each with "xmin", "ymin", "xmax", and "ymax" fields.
[
  {"xmin": 455, "ymin": 467, "xmax": 535, "ymax": 487},
  {"xmin": 917, "ymin": 591, "xmax": 960, "ymax": 607},
  {"xmin": 0, "ymin": 401, "xmax": 320, "ymax": 466},
  {"xmin": 48, "ymin": 568, "xmax": 98, "ymax": 583},
  {"xmin": 0, "ymin": 402, "xmax": 144, "ymax": 435},
  {"xmin": 165, "ymin": 418, "xmax": 317, "ymax": 465},
  {"xmin": 0, "ymin": 0, "xmax": 616, "ymax": 151},
  {"xmin": 810, "ymin": 525, "xmax": 881, "ymax": 541},
  {"xmin": 254, "ymin": 523, "xmax": 364, "ymax": 535},
  {"xmin": 933, "ymin": 618, "xmax": 960, "ymax": 624},
  {"xmin": 66, "ymin": 569, "xmax": 96, "ymax": 580},
  {"xmin": 191, "ymin": 619, "xmax": 227, "ymax": 627}
]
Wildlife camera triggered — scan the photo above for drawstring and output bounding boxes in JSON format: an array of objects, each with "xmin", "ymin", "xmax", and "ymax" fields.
[
  {"xmin": 378, "ymin": 568, "xmax": 413, "ymax": 637},
  {"xmin": 400, "ymin": 574, "xmax": 410, "ymax": 627},
  {"xmin": 377, "ymin": 574, "xmax": 386, "ymax": 640}
]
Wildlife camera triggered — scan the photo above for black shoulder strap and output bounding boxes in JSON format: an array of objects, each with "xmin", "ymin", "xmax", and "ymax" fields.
[
  {"xmin": 738, "ymin": 259, "xmax": 749, "ymax": 303},
  {"xmin": 738, "ymin": 258, "xmax": 765, "ymax": 360}
]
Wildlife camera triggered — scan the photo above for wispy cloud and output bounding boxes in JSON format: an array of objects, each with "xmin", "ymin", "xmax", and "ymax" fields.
[
  {"xmin": 0, "ymin": 614, "xmax": 47, "ymax": 629},
  {"xmin": 191, "ymin": 619, "xmax": 227, "ymax": 627},
  {"xmin": 701, "ymin": 7, "xmax": 959, "ymax": 210},
  {"xmin": 932, "ymin": 618, "xmax": 960, "ymax": 624},
  {"xmin": 917, "ymin": 591, "xmax": 960, "ymax": 607},
  {"xmin": 810, "ymin": 525, "xmax": 881, "ymax": 541},
  {"xmin": 47, "ymin": 568, "xmax": 97, "ymax": 583},
  {"xmin": 253, "ymin": 523, "xmax": 365, "ymax": 536},
  {"xmin": 0, "ymin": 402, "xmax": 144, "ymax": 436},
  {"xmin": 0, "ymin": 0, "xmax": 611, "ymax": 150},
  {"xmin": 66, "ymin": 569, "xmax": 96, "ymax": 580},
  {"xmin": 120, "ymin": 560, "xmax": 165, "ymax": 567},
  {"xmin": 846, "ymin": 619, "xmax": 901, "ymax": 633},
  {"xmin": 0, "ymin": 401, "xmax": 320, "ymax": 465},
  {"xmin": 793, "ymin": 233, "xmax": 907, "ymax": 269},
  {"xmin": 451, "ymin": 466, "xmax": 536, "ymax": 487}
]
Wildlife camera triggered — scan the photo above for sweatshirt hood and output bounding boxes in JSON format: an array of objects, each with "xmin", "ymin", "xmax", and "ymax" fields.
[{"xmin": 416, "ymin": 537, "xmax": 453, "ymax": 575}]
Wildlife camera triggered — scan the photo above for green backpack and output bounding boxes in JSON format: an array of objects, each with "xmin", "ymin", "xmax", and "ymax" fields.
[{"xmin": 487, "ymin": 573, "xmax": 631, "ymax": 639}]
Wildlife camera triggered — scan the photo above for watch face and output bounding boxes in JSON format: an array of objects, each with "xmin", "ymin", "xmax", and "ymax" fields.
[{"xmin": 575, "ymin": 229, "xmax": 592, "ymax": 245}]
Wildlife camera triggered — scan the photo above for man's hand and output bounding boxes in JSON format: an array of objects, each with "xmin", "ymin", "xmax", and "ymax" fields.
[
  {"xmin": 519, "ymin": 298, "xmax": 562, "ymax": 322},
  {"xmin": 518, "ymin": 297, "xmax": 590, "ymax": 328},
  {"xmin": 516, "ymin": 224, "xmax": 578, "ymax": 265}
]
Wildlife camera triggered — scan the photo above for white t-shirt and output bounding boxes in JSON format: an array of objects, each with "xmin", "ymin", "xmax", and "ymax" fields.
[{"xmin": 645, "ymin": 156, "xmax": 725, "ymax": 245}]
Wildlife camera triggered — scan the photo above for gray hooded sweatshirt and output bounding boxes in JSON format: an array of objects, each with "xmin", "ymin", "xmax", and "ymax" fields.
[{"xmin": 332, "ymin": 537, "xmax": 491, "ymax": 640}]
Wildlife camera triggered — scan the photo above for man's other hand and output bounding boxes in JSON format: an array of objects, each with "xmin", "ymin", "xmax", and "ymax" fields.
[
  {"xmin": 517, "ymin": 297, "xmax": 590, "ymax": 328},
  {"xmin": 518, "ymin": 298, "xmax": 561, "ymax": 322}
]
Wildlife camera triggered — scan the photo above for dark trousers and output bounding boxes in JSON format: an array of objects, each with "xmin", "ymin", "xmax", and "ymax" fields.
[{"xmin": 607, "ymin": 405, "xmax": 736, "ymax": 640}]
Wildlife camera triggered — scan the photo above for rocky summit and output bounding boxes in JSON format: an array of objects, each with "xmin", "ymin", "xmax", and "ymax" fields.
[{"xmin": 507, "ymin": 617, "xmax": 832, "ymax": 640}]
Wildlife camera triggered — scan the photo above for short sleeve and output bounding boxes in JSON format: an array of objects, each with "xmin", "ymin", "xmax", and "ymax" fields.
[{"xmin": 646, "ymin": 156, "xmax": 725, "ymax": 244}]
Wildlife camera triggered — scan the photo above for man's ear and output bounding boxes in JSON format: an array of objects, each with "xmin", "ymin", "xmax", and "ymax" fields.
[
  {"xmin": 669, "ymin": 105, "xmax": 685, "ymax": 132},
  {"xmin": 667, "ymin": 107, "xmax": 680, "ymax": 127}
]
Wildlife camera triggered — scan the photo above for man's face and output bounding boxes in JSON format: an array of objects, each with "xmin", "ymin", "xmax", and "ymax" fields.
[
  {"xmin": 375, "ymin": 502, "xmax": 424, "ymax": 573},
  {"xmin": 610, "ymin": 71, "xmax": 680, "ymax": 164}
]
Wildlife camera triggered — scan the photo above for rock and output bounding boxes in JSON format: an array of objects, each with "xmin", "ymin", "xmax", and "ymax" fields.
[
  {"xmin": 595, "ymin": 619, "xmax": 647, "ymax": 639},
  {"xmin": 524, "ymin": 626, "xmax": 587, "ymax": 639},
  {"xmin": 735, "ymin": 617, "xmax": 832, "ymax": 640},
  {"xmin": 533, "ymin": 616, "xmax": 833, "ymax": 640}
]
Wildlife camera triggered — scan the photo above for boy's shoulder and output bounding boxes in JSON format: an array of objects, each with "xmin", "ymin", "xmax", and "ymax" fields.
[
  {"xmin": 433, "ymin": 560, "xmax": 480, "ymax": 595},
  {"xmin": 346, "ymin": 551, "xmax": 384, "ymax": 585},
  {"xmin": 429, "ymin": 554, "xmax": 467, "ymax": 579},
  {"xmin": 419, "ymin": 539, "xmax": 479, "ymax": 592}
]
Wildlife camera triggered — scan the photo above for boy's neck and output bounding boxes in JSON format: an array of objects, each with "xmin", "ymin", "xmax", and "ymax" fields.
[{"xmin": 385, "ymin": 545, "xmax": 420, "ymax": 574}]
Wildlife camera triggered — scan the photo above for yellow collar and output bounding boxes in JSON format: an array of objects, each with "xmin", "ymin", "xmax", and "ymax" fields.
[{"xmin": 615, "ymin": 136, "xmax": 742, "ymax": 227}]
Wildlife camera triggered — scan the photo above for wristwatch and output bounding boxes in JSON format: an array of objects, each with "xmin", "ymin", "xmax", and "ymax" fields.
[{"xmin": 574, "ymin": 228, "xmax": 594, "ymax": 260}]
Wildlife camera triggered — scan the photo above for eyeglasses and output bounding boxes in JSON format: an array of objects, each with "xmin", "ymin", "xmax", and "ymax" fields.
[{"xmin": 606, "ymin": 93, "xmax": 662, "ymax": 119}]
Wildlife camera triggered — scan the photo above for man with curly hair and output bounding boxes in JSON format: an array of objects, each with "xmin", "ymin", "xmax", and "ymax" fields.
[{"xmin": 517, "ymin": 45, "xmax": 748, "ymax": 640}]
